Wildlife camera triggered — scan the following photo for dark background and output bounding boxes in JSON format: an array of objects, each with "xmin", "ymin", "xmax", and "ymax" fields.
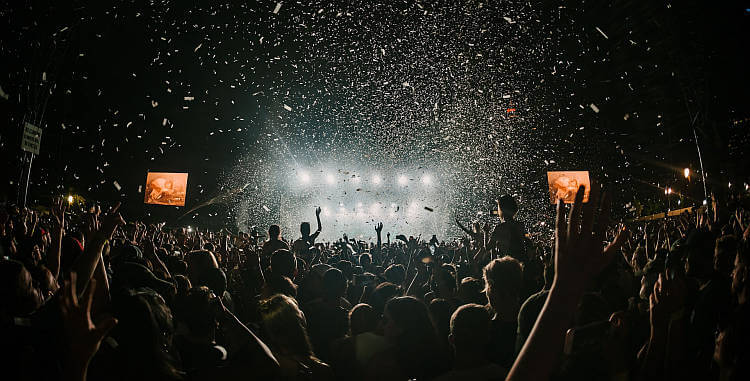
[{"xmin": 1, "ymin": 0, "xmax": 748, "ymax": 233}]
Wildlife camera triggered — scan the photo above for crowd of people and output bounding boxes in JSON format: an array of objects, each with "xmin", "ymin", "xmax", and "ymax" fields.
[{"xmin": 2, "ymin": 185, "xmax": 749, "ymax": 380}]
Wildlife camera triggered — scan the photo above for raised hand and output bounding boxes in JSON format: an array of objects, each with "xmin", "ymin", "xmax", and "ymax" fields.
[
  {"xmin": 649, "ymin": 271, "xmax": 686, "ymax": 328},
  {"xmin": 507, "ymin": 184, "xmax": 627, "ymax": 381},
  {"xmin": 99, "ymin": 202, "xmax": 126, "ymax": 240},
  {"xmin": 60, "ymin": 273, "xmax": 117, "ymax": 379},
  {"xmin": 49, "ymin": 197, "xmax": 68, "ymax": 280},
  {"xmin": 76, "ymin": 203, "xmax": 126, "ymax": 293},
  {"xmin": 315, "ymin": 206, "xmax": 322, "ymax": 217},
  {"xmin": 375, "ymin": 222, "xmax": 383, "ymax": 234},
  {"xmin": 553, "ymin": 184, "xmax": 627, "ymax": 294},
  {"xmin": 85, "ymin": 203, "xmax": 124, "ymax": 243},
  {"xmin": 51, "ymin": 196, "xmax": 67, "ymax": 232}
]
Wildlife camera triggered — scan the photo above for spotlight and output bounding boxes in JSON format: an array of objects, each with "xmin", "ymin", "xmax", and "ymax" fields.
[
  {"xmin": 372, "ymin": 174, "xmax": 382, "ymax": 184},
  {"xmin": 299, "ymin": 171, "xmax": 311, "ymax": 183},
  {"xmin": 408, "ymin": 202, "xmax": 419, "ymax": 215},
  {"xmin": 421, "ymin": 175, "xmax": 432, "ymax": 185},
  {"xmin": 187, "ymin": 226, "xmax": 193, "ymax": 233},
  {"xmin": 370, "ymin": 203, "xmax": 380, "ymax": 215},
  {"xmin": 326, "ymin": 173, "xmax": 335, "ymax": 184},
  {"xmin": 683, "ymin": 168, "xmax": 690, "ymax": 179},
  {"xmin": 398, "ymin": 175, "xmax": 408, "ymax": 186},
  {"xmin": 67, "ymin": 195, "xmax": 74, "ymax": 204}
]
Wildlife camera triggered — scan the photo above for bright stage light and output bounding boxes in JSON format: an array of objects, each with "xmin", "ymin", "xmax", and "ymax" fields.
[
  {"xmin": 398, "ymin": 175, "xmax": 408, "ymax": 186},
  {"xmin": 326, "ymin": 173, "xmax": 335, "ymax": 184},
  {"xmin": 683, "ymin": 168, "xmax": 690, "ymax": 179},
  {"xmin": 421, "ymin": 175, "xmax": 432, "ymax": 185},
  {"xmin": 372, "ymin": 174, "xmax": 382, "ymax": 184},
  {"xmin": 370, "ymin": 203, "xmax": 381, "ymax": 215},
  {"xmin": 408, "ymin": 202, "xmax": 418, "ymax": 215},
  {"xmin": 299, "ymin": 171, "xmax": 311, "ymax": 183},
  {"xmin": 67, "ymin": 195, "xmax": 74, "ymax": 204}
]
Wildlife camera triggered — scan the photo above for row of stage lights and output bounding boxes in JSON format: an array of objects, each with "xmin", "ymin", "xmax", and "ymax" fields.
[
  {"xmin": 297, "ymin": 171, "xmax": 433, "ymax": 186},
  {"xmin": 317, "ymin": 201, "xmax": 424, "ymax": 218}
]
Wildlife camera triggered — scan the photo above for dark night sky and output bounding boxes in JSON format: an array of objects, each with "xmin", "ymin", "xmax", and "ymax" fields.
[{"xmin": 1, "ymin": 0, "xmax": 748, "ymax": 234}]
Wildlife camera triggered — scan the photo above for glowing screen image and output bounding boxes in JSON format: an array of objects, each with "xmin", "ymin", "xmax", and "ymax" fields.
[
  {"xmin": 144, "ymin": 172, "xmax": 188, "ymax": 206},
  {"xmin": 547, "ymin": 171, "xmax": 590, "ymax": 204}
]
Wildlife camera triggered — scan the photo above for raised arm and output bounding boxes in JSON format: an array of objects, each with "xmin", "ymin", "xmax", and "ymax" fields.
[
  {"xmin": 375, "ymin": 222, "xmax": 383, "ymax": 253},
  {"xmin": 217, "ymin": 298, "xmax": 279, "ymax": 376},
  {"xmin": 506, "ymin": 185, "xmax": 626, "ymax": 381},
  {"xmin": 315, "ymin": 206, "xmax": 322, "ymax": 234},
  {"xmin": 73, "ymin": 203, "xmax": 125, "ymax": 293},
  {"xmin": 49, "ymin": 197, "xmax": 67, "ymax": 281},
  {"xmin": 60, "ymin": 273, "xmax": 118, "ymax": 381},
  {"xmin": 455, "ymin": 217, "xmax": 474, "ymax": 236}
]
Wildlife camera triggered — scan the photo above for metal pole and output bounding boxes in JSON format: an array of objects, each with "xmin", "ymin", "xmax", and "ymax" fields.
[
  {"xmin": 692, "ymin": 127, "xmax": 709, "ymax": 202},
  {"xmin": 18, "ymin": 152, "xmax": 34, "ymax": 208}
]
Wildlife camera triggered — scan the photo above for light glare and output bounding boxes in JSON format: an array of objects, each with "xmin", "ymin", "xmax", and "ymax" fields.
[{"xmin": 300, "ymin": 171, "xmax": 311, "ymax": 183}]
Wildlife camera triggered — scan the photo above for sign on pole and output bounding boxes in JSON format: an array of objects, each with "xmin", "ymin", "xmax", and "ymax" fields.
[{"xmin": 21, "ymin": 122, "xmax": 42, "ymax": 155}]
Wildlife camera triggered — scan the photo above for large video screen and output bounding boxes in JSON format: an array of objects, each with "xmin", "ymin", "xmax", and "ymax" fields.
[
  {"xmin": 144, "ymin": 172, "xmax": 189, "ymax": 206},
  {"xmin": 547, "ymin": 171, "xmax": 590, "ymax": 204}
]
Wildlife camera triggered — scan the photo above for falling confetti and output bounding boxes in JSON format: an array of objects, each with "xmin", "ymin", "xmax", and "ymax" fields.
[
  {"xmin": 6, "ymin": 0, "xmax": 718, "ymax": 243},
  {"xmin": 595, "ymin": 26, "xmax": 609, "ymax": 40}
]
